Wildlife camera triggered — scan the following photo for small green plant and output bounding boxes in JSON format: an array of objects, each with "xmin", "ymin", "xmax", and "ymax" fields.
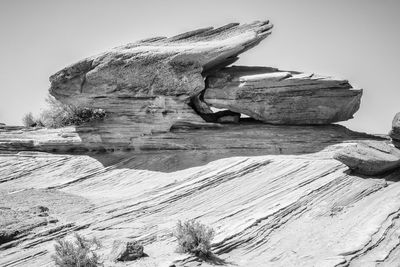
[
  {"xmin": 51, "ymin": 233, "xmax": 103, "ymax": 267},
  {"xmin": 174, "ymin": 219, "xmax": 215, "ymax": 257}
]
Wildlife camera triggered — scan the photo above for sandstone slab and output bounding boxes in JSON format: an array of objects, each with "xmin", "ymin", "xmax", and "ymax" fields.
[
  {"xmin": 50, "ymin": 21, "xmax": 272, "ymax": 102},
  {"xmin": 333, "ymin": 141, "xmax": 400, "ymax": 175},
  {"xmin": 204, "ymin": 66, "xmax": 362, "ymax": 124},
  {"xmin": 48, "ymin": 22, "xmax": 273, "ymax": 144},
  {"xmin": 1, "ymin": 147, "xmax": 400, "ymax": 266},
  {"xmin": 0, "ymin": 123, "xmax": 382, "ymax": 158},
  {"xmin": 0, "ymin": 188, "xmax": 91, "ymax": 250}
]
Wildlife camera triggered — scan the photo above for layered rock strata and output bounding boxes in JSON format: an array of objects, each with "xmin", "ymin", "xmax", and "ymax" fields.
[
  {"xmin": 48, "ymin": 21, "xmax": 273, "ymax": 144},
  {"xmin": 0, "ymin": 124, "xmax": 382, "ymax": 159},
  {"xmin": 203, "ymin": 66, "xmax": 362, "ymax": 124},
  {"xmin": 45, "ymin": 21, "xmax": 362, "ymax": 148},
  {"xmin": 334, "ymin": 141, "xmax": 400, "ymax": 175},
  {"xmin": 1, "ymin": 146, "xmax": 400, "ymax": 266},
  {"xmin": 1, "ymin": 21, "xmax": 399, "ymax": 267}
]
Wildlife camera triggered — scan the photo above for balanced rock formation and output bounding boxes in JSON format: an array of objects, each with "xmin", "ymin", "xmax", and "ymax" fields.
[
  {"xmin": 1, "ymin": 21, "xmax": 399, "ymax": 267},
  {"xmin": 333, "ymin": 141, "xmax": 400, "ymax": 175},
  {"xmin": 50, "ymin": 21, "xmax": 273, "ymax": 102},
  {"xmin": 45, "ymin": 21, "xmax": 362, "ymax": 149},
  {"xmin": 390, "ymin": 112, "xmax": 400, "ymax": 148},
  {"xmin": 49, "ymin": 21, "xmax": 273, "ymax": 145},
  {"xmin": 204, "ymin": 66, "xmax": 362, "ymax": 124}
]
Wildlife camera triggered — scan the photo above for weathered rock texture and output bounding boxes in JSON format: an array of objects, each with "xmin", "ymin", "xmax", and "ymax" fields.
[
  {"xmin": 48, "ymin": 21, "xmax": 273, "ymax": 145},
  {"xmin": 390, "ymin": 112, "xmax": 400, "ymax": 148},
  {"xmin": 45, "ymin": 21, "xmax": 363, "ymax": 148},
  {"xmin": 1, "ymin": 142, "xmax": 400, "ymax": 267},
  {"xmin": 0, "ymin": 124, "xmax": 382, "ymax": 158},
  {"xmin": 334, "ymin": 141, "xmax": 400, "ymax": 175},
  {"xmin": 1, "ymin": 21, "xmax": 392, "ymax": 267},
  {"xmin": 50, "ymin": 21, "xmax": 273, "ymax": 101},
  {"xmin": 0, "ymin": 188, "xmax": 91, "ymax": 250},
  {"xmin": 204, "ymin": 66, "xmax": 362, "ymax": 124},
  {"xmin": 110, "ymin": 240, "xmax": 145, "ymax": 262}
]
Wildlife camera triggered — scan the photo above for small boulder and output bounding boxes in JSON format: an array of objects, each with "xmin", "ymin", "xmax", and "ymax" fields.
[
  {"xmin": 333, "ymin": 141, "xmax": 400, "ymax": 175},
  {"xmin": 111, "ymin": 240, "xmax": 144, "ymax": 262},
  {"xmin": 389, "ymin": 112, "xmax": 400, "ymax": 148}
]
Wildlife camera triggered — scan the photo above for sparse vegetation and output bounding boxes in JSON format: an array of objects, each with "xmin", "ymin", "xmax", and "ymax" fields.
[
  {"xmin": 22, "ymin": 96, "xmax": 106, "ymax": 128},
  {"xmin": 174, "ymin": 219, "xmax": 215, "ymax": 257},
  {"xmin": 51, "ymin": 233, "xmax": 102, "ymax": 267},
  {"xmin": 22, "ymin": 112, "xmax": 44, "ymax": 128}
]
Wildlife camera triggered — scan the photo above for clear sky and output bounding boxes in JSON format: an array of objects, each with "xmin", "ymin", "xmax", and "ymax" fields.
[{"xmin": 0, "ymin": 0, "xmax": 399, "ymax": 134}]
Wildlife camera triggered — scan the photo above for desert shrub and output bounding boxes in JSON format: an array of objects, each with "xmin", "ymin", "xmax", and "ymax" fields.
[
  {"xmin": 41, "ymin": 96, "xmax": 106, "ymax": 128},
  {"xmin": 174, "ymin": 219, "xmax": 215, "ymax": 257},
  {"xmin": 51, "ymin": 233, "xmax": 103, "ymax": 267},
  {"xmin": 35, "ymin": 96, "xmax": 106, "ymax": 128},
  {"xmin": 63, "ymin": 107, "xmax": 106, "ymax": 126},
  {"xmin": 22, "ymin": 112, "xmax": 44, "ymax": 128}
]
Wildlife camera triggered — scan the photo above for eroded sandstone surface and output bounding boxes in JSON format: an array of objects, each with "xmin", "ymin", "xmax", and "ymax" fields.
[
  {"xmin": 204, "ymin": 66, "xmax": 362, "ymax": 124},
  {"xmin": 1, "ymin": 147, "xmax": 400, "ymax": 267},
  {"xmin": 43, "ymin": 20, "xmax": 362, "ymax": 148},
  {"xmin": 1, "ymin": 21, "xmax": 399, "ymax": 267},
  {"xmin": 48, "ymin": 21, "xmax": 273, "ymax": 145},
  {"xmin": 334, "ymin": 141, "xmax": 400, "ymax": 175}
]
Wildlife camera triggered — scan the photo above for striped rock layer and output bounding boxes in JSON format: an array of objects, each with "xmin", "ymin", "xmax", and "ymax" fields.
[
  {"xmin": 47, "ymin": 21, "xmax": 361, "ymax": 148},
  {"xmin": 1, "ymin": 141, "xmax": 400, "ymax": 267},
  {"xmin": 203, "ymin": 66, "xmax": 362, "ymax": 124}
]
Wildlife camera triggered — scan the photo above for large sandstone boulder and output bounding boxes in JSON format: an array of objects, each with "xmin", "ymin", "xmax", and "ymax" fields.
[
  {"xmin": 333, "ymin": 141, "xmax": 400, "ymax": 175},
  {"xmin": 48, "ymin": 21, "xmax": 273, "ymax": 144},
  {"xmin": 50, "ymin": 21, "xmax": 272, "ymax": 102},
  {"xmin": 203, "ymin": 66, "xmax": 362, "ymax": 124},
  {"xmin": 389, "ymin": 112, "xmax": 400, "ymax": 148},
  {"xmin": 46, "ymin": 21, "xmax": 363, "ymax": 149}
]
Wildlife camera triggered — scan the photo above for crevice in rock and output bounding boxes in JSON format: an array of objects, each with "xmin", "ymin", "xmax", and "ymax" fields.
[
  {"xmin": 201, "ymin": 56, "xmax": 239, "ymax": 77},
  {"xmin": 189, "ymin": 91, "xmax": 241, "ymax": 124}
]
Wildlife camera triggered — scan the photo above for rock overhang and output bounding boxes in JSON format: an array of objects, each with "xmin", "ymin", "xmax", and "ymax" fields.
[
  {"xmin": 45, "ymin": 20, "xmax": 363, "ymax": 148},
  {"xmin": 49, "ymin": 21, "xmax": 273, "ymax": 102},
  {"xmin": 203, "ymin": 66, "xmax": 362, "ymax": 124}
]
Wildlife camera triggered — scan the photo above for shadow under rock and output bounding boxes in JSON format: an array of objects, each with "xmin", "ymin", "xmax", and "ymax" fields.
[
  {"xmin": 201, "ymin": 252, "xmax": 233, "ymax": 266},
  {"xmin": 384, "ymin": 168, "xmax": 400, "ymax": 182},
  {"xmin": 343, "ymin": 168, "xmax": 400, "ymax": 182},
  {"xmin": 174, "ymin": 252, "xmax": 235, "ymax": 266},
  {"xmin": 76, "ymin": 121, "xmax": 387, "ymax": 173}
]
